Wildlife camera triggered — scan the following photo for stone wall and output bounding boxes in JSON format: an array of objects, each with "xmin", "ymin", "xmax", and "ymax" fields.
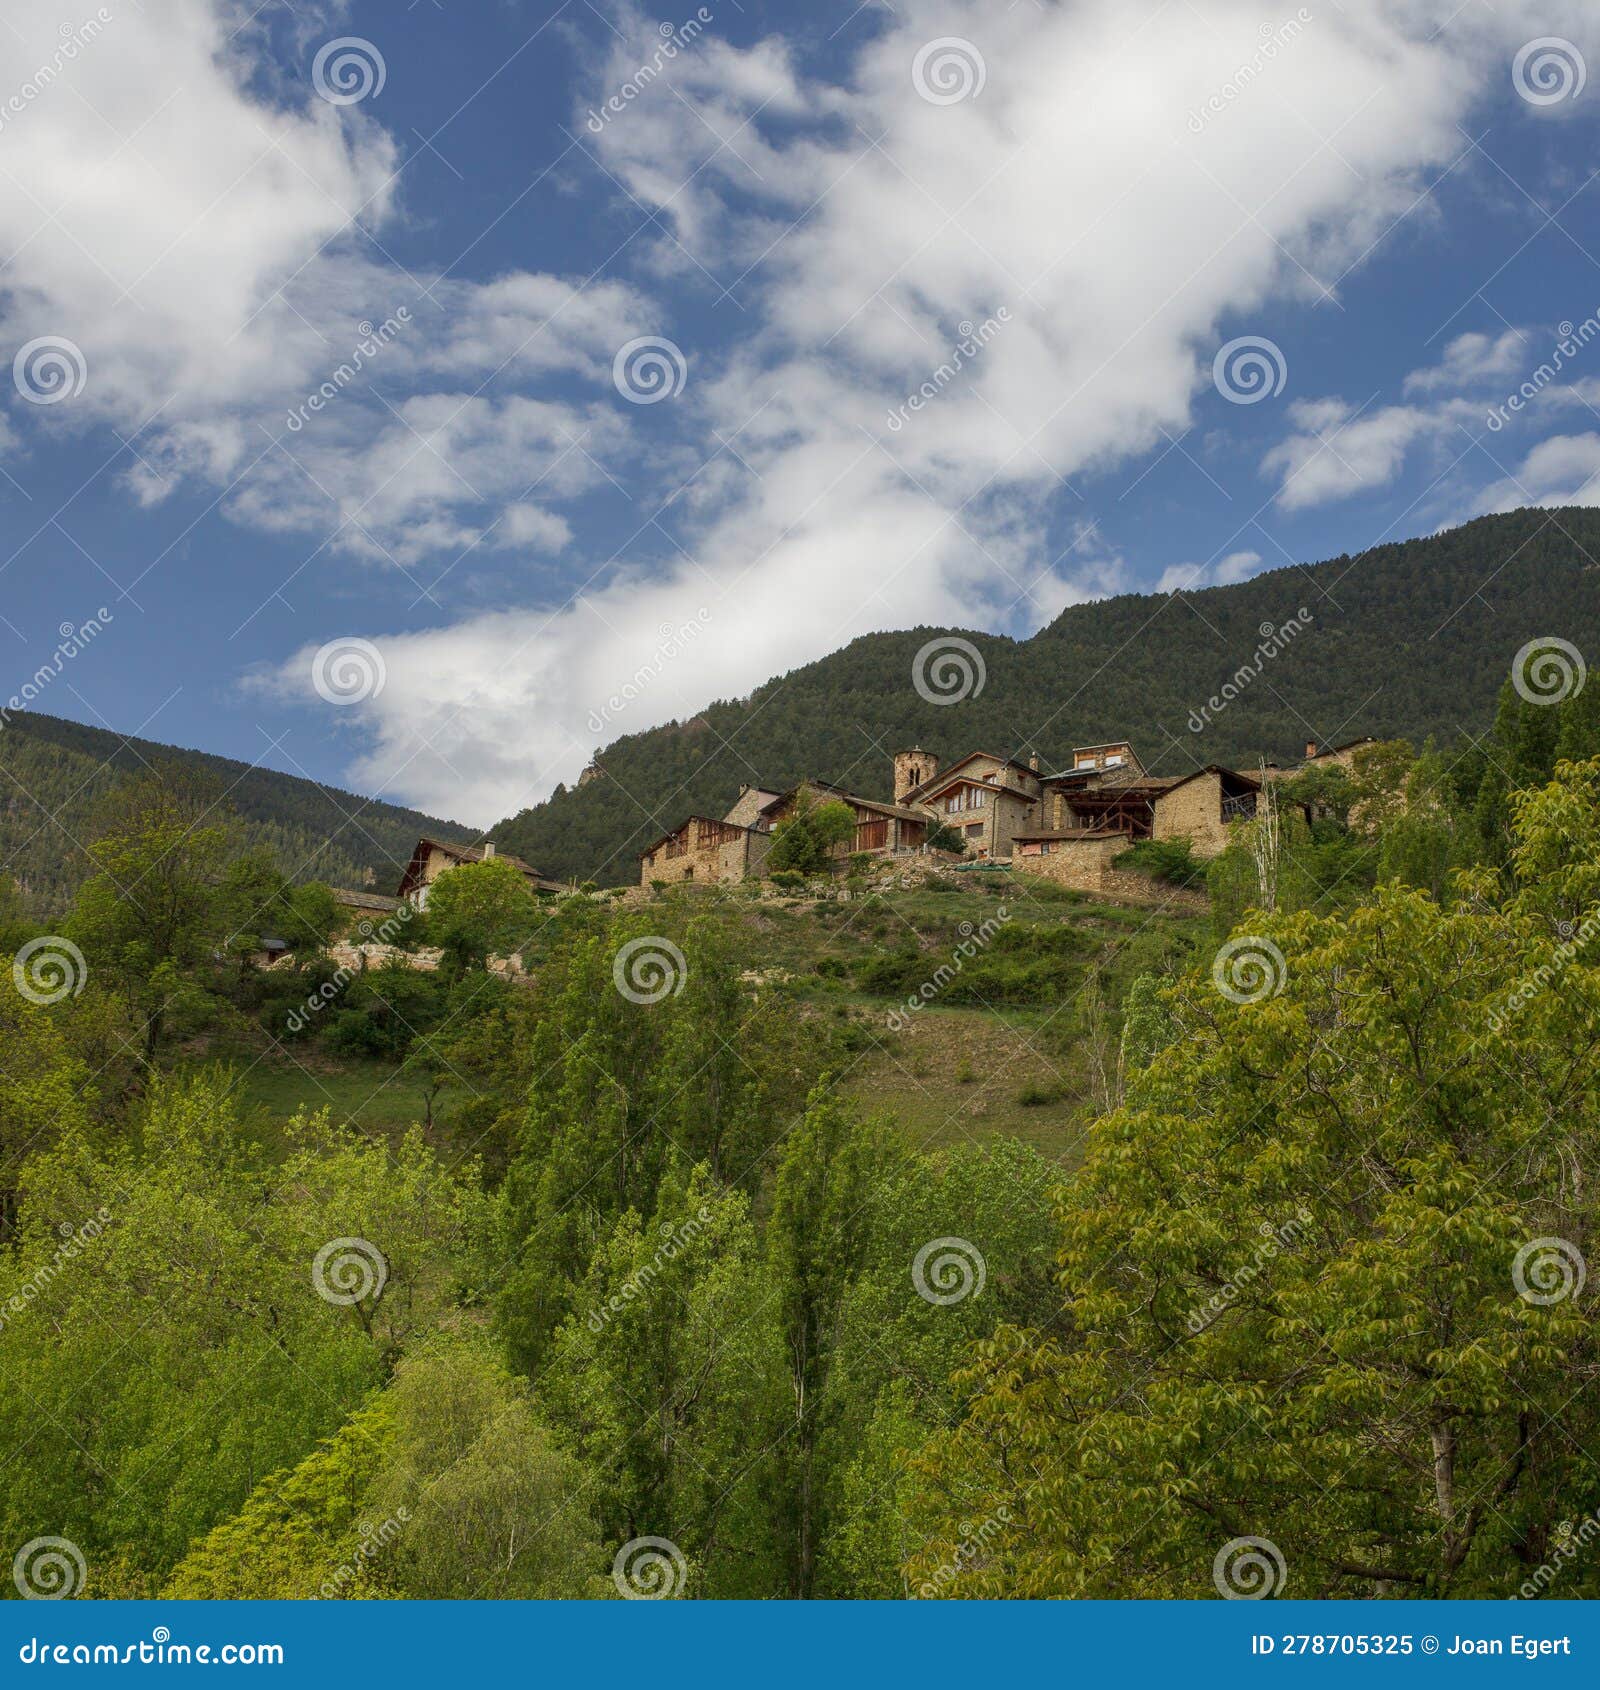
[
  {"xmin": 723, "ymin": 786, "xmax": 780, "ymax": 828},
  {"xmin": 1013, "ymin": 835, "xmax": 1207, "ymax": 911},
  {"xmin": 1152, "ymin": 771, "xmax": 1229, "ymax": 855}
]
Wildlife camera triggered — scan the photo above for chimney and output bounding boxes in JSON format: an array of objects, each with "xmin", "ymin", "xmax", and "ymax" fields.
[
  {"xmin": 1028, "ymin": 753, "xmax": 1040, "ymax": 772},
  {"xmin": 1304, "ymin": 741, "xmax": 1317, "ymax": 760},
  {"xmin": 483, "ymin": 841, "xmax": 496, "ymax": 858}
]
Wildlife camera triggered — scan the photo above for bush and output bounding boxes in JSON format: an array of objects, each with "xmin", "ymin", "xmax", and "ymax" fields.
[
  {"xmin": 326, "ymin": 1008, "xmax": 386, "ymax": 1056},
  {"xmin": 1114, "ymin": 838, "xmax": 1206, "ymax": 887}
]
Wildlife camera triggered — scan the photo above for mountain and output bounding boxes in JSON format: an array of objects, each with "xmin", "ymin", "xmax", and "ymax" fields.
[
  {"xmin": 490, "ymin": 508, "xmax": 1600, "ymax": 885},
  {"xmin": 0, "ymin": 710, "xmax": 475, "ymax": 917}
]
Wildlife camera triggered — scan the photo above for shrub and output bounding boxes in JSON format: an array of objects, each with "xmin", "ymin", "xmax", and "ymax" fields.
[{"xmin": 1114, "ymin": 838, "xmax": 1206, "ymax": 887}]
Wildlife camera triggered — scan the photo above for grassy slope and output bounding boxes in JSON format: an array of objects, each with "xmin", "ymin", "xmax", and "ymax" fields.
[{"xmin": 195, "ymin": 867, "xmax": 1207, "ymax": 1166}]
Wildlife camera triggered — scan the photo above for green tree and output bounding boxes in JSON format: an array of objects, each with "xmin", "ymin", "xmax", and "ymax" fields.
[
  {"xmin": 908, "ymin": 760, "xmax": 1600, "ymax": 1598},
  {"xmin": 545, "ymin": 1168, "xmax": 788, "ymax": 1598},
  {"xmin": 422, "ymin": 858, "xmax": 541, "ymax": 973},
  {"xmin": 0, "ymin": 991, "xmax": 93, "ymax": 1240},
  {"xmin": 0, "ymin": 1072, "xmax": 479, "ymax": 1589},
  {"xmin": 364, "ymin": 1340, "xmax": 603, "ymax": 1598},
  {"xmin": 768, "ymin": 790, "xmax": 857, "ymax": 876},
  {"xmin": 67, "ymin": 772, "xmax": 236, "ymax": 1056},
  {"xmin": 765, "ymin": 1092, "xmax": 905, "ymax": 1596},
  {"xmin": 924, "ymin": 821, "xmax": 967, "ymax": 855}
]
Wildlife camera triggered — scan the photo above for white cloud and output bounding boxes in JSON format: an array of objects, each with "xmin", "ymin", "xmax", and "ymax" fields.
[
  {"xmin": 332, "ymin": 0, "xmax": 1600, "ymax": 821},
  {"xmin": 1478, "ymin": 432, "xmax": 1600, "ymax": 511},
  {"xmin": 1156, "ymin": 550, "xmax": 1265, "ymax": 594},
  {"xmin": 7, "ymin": 0, "xmax": 1600, "ymax": 821},
  {"xmin": 0, "ymin": 5, "xmax": 655, "ymax": 566},
  {"xmin": 1262, "ymin": 326, "xmax": 1557, "ymax": 510},
  {"xmin": 1263, "ymin": 400, "xmax": 1445, "ymax": 510},
  {"xmin": 1403, "ymin": 329, "xmax": 1525, "ymax": 394}
]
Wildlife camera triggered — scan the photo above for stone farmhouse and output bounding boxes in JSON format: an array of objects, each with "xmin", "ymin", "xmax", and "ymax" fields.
[
  {"xmin": 1259, "ymin": 736, "xmax": 1378, "ymax": 782},
  {"xmin": 397, "ymin": 836, "xmax": 566, "ymax": 908},
  {"xmin": 638, "ymin": 740, "xmax": 1264, "ymax": 893}
]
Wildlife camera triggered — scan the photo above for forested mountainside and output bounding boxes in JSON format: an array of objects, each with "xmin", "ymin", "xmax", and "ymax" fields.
[
  {"xmin": 491, "ymin": 508, "xmax": 1600, "ymax": 885},
  {"xmin": 0, "ymin": 710, "xmax": 474, "ymax": 916}
]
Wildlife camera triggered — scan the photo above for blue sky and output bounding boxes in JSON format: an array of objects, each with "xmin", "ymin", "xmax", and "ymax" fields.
[{"xmin": 2, "ymin": 0, "xmax": 1600, "ymax": 823}]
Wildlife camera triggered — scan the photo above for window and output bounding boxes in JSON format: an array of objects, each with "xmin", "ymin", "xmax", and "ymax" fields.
[
  {"xmin": 969, "ymin": 787, "xmax": 986, "ymax": 808},
  {"xmin": 966, "ymin": 821, "xmax": 983, "ymax": 837},
  {"xmin": 947, "ymin": 793, "xmax": 961, "ymax": 813}
]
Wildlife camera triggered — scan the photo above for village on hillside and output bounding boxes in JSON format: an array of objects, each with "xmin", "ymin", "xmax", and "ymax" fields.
[
  {"xmin": 294, "ymin": 735, "xmax": 1376, "ymax": 969},
  {"xmin": 634, "ymin": 736, "xmax": 1375, "ymax": 898}
]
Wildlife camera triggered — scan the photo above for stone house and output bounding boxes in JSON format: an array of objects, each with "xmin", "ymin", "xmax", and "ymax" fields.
[
  {"xmin": 639, "ymin": 814, "xmax": 775, "ymax": 886},
  {"xmin": 1009, "ymin": 754, "xmax": 1260, "ymax": 892},
  {"xmin": 1259, "ymin": 737, "xmax": 1380, "ymax": 784},
  {"xmin": 397, "ymin": 837, "xmax": 565, "ymax": 908},
  {"xmin": 761, "ymin": 781, "xmax": 930, "ymax": 861},
  {"xmin": 640, "ymin": 774, "xmax": 928, "ymax": 887},
  {"xmin": 900, "ymin": 751, "xmax": 1043, "ymax": 860},
  {"xmin": 1011, "ymin": 828, "xmax": 1204, "ymax": 907},
  {"xmin": 330, "ymin": 886, "xmax": 403, "ymax": 933},
  {"xmin": 1149, "ymin": 766, "xmax": 1260, "ymax": 854}
]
